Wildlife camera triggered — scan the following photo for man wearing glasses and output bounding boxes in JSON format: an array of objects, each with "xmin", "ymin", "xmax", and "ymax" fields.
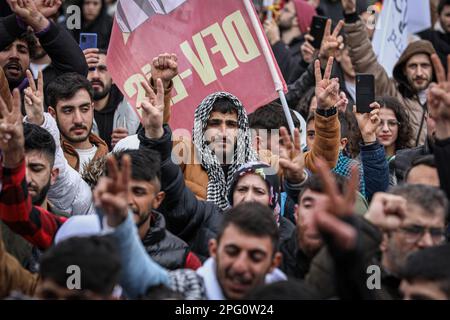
[{"xmin": 306, "ymin": 183, "xmax": 447, "ymax": 300}]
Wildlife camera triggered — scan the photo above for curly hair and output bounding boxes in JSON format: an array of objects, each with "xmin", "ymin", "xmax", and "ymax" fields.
[
  {"xmin": 376, "ymin": 95, "xmax": 413, "ymax": 151},
  {"xmin": 345, "ymin": 96, "xmax": 413, "ymax": 157}
]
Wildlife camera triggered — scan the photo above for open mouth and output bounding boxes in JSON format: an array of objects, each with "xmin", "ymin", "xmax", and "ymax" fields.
[{"xmin": 4, "ymin": 62, "xmax": 22, "ymax": 76}]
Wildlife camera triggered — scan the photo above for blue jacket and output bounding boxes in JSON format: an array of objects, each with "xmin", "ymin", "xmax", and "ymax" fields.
[{"xmin": 360, "ymin": 142, "xmax": 389, "ymax": 201}]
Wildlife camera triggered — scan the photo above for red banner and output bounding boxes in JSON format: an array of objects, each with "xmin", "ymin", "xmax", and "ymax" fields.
[{"xmin": 107, "ymin": 0, "xmax": 286, "ymax": 130}]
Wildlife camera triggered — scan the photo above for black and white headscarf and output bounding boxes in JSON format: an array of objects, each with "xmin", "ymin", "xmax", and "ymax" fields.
[{"xmin": 193, "ymin": 92, "xmax": 258, "ymax": 211}]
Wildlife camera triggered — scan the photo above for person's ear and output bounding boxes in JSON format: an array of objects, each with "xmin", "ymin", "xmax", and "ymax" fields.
[
  {"xmin": 152, "ymin": 191, "xmax": 165, "ymax": 209},
  {"xmin": 340, "ymin": 137, "xmax": 348, "ymax": 149},
  {"xmin": 269, "ymin": 252, "xmax": 283, "ymax": 273},
  {"xmin": 208, "ymin": 239, "xmax": 218, "ymax": 258},
  {"xmin": 50, "ymin": 167, "xmax": 59, "ymax": 186},
  {"xmin": 48, "ymin": 106, "xmax": 56, "ymax": 118}
]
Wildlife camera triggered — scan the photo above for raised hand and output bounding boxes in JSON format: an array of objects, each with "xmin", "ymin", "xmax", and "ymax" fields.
[
  {"xmin": 7, "ymin": 0, "xmax": 50, "ymax": 32},
  {"xmin": 151, "ymin": 53, "xmax": 178, "ymax": 89},
  {"xmin": 319, "ymin": 19, "xmax": 344, "ymax": 63},
  {"xmin": 428, "ymin": 54, "xmax": 450, "ymax": 139},
  {"xmin": 34, "ymin": 0, "xmax": 62, "ymax": 18},
  {"xmin": 140, "ymin": 78, "xmax": 165, "ymax": 139},
  {"xmin": 312, "ymin": 158, "xmax": 359, "ymax": 250},
  {"xmin": 263, "ymin": 19, "xmax": 281, "ymax": 46},
  {"xmin": 94, "ymin": 154, "xmax": 131, "ymax": 227},
  {"xmin": 352, "ymin": 102, "xmax": 381, "ymax": 143},
  {"xmin": 0, "ymin": 89, "xmax": 24, "ymax": 168},
  {"xmin": 279, "ymin": 126, "xmax": 306, "ymax": 184},
  {"xmin": 315, "ymin": 57, "xmax": 341, "ymax": 110},
  {"xmin": 24, "ymin": 69, "xmax": 44, "ymax": 126},
  {"xmin": 83, "ymin": 48, "xmax": 100, "ymax": 70},
  {"xmin": 364, "ymin": 192, "xmax": 406, "ymax": 231},
  {"xmin": 300, "ymin": 33, "xmax": 316, "ymax": 64}
]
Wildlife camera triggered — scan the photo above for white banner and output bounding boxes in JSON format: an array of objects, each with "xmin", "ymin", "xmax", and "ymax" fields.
[{"xmin": 372, "ymin": 0, "xmax": 431, "ymax": 77}]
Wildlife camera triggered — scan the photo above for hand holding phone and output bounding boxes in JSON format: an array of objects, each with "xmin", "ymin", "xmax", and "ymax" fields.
[
  {"xmin": 79, "ymin": 33, "xmax": 98, "ymax": 51},
  {"xmin": 356, "ymin": 74, "xmax": 375, "ymax": 113},
  {"xmin": 309, "ymin": 16, "xmax": 328, "ymax": 49}
]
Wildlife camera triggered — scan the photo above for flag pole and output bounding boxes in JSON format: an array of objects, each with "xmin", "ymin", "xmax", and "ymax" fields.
[{"xmin": 243, "ymin": 0, "xmax": 296, "ymax": 137}]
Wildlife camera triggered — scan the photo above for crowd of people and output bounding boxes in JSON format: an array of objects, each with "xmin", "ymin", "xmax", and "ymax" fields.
[{"xmin": 1, "ymin": 0, "xmax": 450, "ymax": 301}]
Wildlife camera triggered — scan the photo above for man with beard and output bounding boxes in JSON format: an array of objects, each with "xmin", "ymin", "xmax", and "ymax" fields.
[
  {"xmin": 46, "ymin": 72, "xmax": 108, "ymax": 173},
  {"xmin": 342, "ymin": 0, "xmax": 438, "ymax": 146},
  {"xmin": 85, "ymin": 49, "xmax": 140, "ymax": 149},
  {"xmin": 0, "ymin": 0, "xmax": 87, "ymax": 96},
  {"xmin": 305, "ymin": 183, "xmax": 447, "ymax": 300}
]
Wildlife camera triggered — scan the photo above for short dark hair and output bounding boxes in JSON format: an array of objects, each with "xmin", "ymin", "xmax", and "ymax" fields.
[
  {"xmin": 389, "ymin": 184, "xmax": 448, "ymax": 217},
  {"xmin": 211, "ymin": 97, "xmax": 236, "ymax": 114},
  {"xmin": 248, "ymin": 101, "xmax": 300, "ymax": 131},
  {"xmin": 39, "ymin": 235, "xmax": 121, "ymax": 297},
  {"xmin": 23, "ymin": 123, "xmax": 56, "ymax": 166},
  {"xmin": 404, "ymin": 155, "xmax": 436, "ymax": 181},
  {"xmin": 245, "ymin": 279, "xmax": 320, "ymax": 299},
  {"xmin": 217, "ymin": 202, "xmax": 279, "ymax": 254},
  {"xmin": 438, "ymin": 0, "xmax": 450, "ymax": 14},
  {"xmin": 17, "ymin": 30, "xmax": 37, "ymax": 60},
  {"xmin": 46, "ymin": 73, "xmax": 94, "ymax": 108},
  {"xmin": 114, "ymin": 149, "xmax": 161, "ymax": 186},
  {"xmin": 401, "ymin": 244, "xmax": 450, "ymax": 298},
  {"xmin": 295, "ymin": 86, "xmax": 316, "ymax": 119},
  {"xmin": 299, "ymin": 173, "xmax": 347, "ymax": 201}
]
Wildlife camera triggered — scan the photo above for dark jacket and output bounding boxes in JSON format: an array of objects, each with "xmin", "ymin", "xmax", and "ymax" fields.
[
  {"xmin": 360, "ymin": 142, "xmax": 389, "ymax": 201},
  {"xmin": 271, "ymin": 37, "xmax": 309, "ymax": 85},
  {"xmin": 0, "ymin": 14, "xmax": 88, "ymax": 93},
  {"xmin": 434, "ymin": 137, "xmax": 450, "ymax": 223},
  {"xmin": 305, "ymin": 216, "xmax": 402, "ymax": 300},
  {"xmin": 417, "ymin": 28, "xmax": 450, "ymax": 71},
  {"xmin": 138, "ymin": 125, "xmax": 222, "ymax": 261},
  {"xmin": 390, "ymin": 137, "xmax": 433, "ymax": 184},
  {"xmin": 142, "ymin": 211, "xmax": 198, "ymax": 270},
  {"xmin": 279, "ymin": 229, "xmax": 312, "ymax": 280}
]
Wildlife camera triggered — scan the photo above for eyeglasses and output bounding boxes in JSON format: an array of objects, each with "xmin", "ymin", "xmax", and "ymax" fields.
[
  {"xmin": 399, "ymin": 225, "xmax": 446, "ymax": 244},
  {"xmin": 378, "ymin": 119, "xmax": 400, "ymax": 129}
]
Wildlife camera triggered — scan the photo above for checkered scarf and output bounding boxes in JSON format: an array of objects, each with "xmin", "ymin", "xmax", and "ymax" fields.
[{"xmin": 192, "ymin": 92, "xmax": 258, "ymax": 210}]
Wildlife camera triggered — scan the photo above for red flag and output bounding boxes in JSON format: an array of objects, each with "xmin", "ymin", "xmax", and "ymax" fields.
[{"xmin": 107, "ymin": 0, "xmax": 286, "ymax": 130}]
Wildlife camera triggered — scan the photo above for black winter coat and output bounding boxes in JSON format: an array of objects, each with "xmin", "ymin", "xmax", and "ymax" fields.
[{"xmin": 142, "ymin": 211, "xmax": 190, "ymax": 270}]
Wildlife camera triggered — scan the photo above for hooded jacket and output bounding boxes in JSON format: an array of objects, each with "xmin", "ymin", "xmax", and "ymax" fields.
[{"xmin": 344, "ymin": 16, "xmax": 437, "ymax": 147}]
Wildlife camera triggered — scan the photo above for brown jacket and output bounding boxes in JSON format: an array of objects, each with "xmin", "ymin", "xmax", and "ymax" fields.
[
  {"xmin": 62, "ymin": 133, "xmax": 109, "ymax": 172},
  {"xmin": 173, "ymin": 112, "xmax": 340, "ymax": 200},
  {"xmin": 0, "ymin": 227, "xmax": 38, "ymax": 299},
  {"xmin": 344, "ymin": 19, "xmax": 437, "ymax": 147}
]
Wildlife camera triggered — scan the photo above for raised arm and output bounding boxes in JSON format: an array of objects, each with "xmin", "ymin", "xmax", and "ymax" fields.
[
  {"xmin": 341, "ymin": 0, "xmax": 398, "ymax": 97},
  {"xmin": 352, "ymin": 102, "xmax": 389, "ymax": 201},
  {"xmin": 0, "ymin": 89, "xmax": 66, "ymax": 250}
]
